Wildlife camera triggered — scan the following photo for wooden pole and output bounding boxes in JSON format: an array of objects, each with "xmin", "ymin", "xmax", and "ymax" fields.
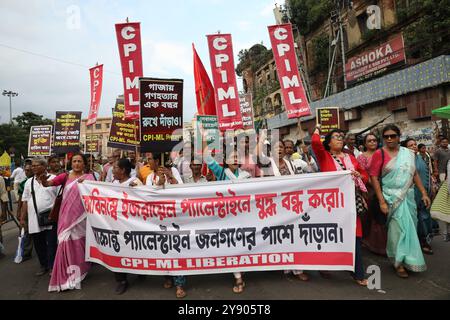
[
  {"xmin": 91, "ymin": 125, "xmax": 94, "ymax": 172},
  {"xmin": 134, "ymin": 120, "xmax": 138, "ymax": 161}
]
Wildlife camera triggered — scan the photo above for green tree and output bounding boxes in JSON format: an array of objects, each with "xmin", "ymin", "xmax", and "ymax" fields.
[
  {"xmin": 236, "ymin": 44, "xmax": 273, "ymax": 77},
  {"xmin": 288, "ymin": 0, "xmax": 334, "ymax": 35},
  {"xmin": 14, "ymin": 112, "xmax": 53, "ymax": 133},
  {"xmin": 0, "ymin": 124, "xmax": 28, "ymax": 159},
  {"xmin": 400, "ymin": 0, "xmax": 450, "ymax": 60},
  {"xmin": 311, "ymin": 33, "xmax": 330, "ymax": 74}
]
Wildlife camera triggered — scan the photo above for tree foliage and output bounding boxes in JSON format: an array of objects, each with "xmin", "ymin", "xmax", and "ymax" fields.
[
  {"xmin": 14, "ymin": 112, "xmax": 53, "ymax": 133},
  {"xmin": 236, "ymin": 44, "xmax": 273, "ymax": 77},
  {"xmin": 287, "ymin": 0, "xmax": 334, "ymax": 35},
  {"xmin": 311, "ymin": 33, "xmax": 330, "ymax": 74},
  {"xmin": 399, "ymin": 0, "xmax": 450, "ymax": 60}
]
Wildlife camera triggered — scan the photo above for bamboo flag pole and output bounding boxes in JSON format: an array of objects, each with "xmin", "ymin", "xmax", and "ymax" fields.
[
  {"xmin": 90, "ymin": 125, "xmax": 94, "ymax": 172},
  {"xmin": 134, "ymin": 119, "xmax": 138, "ymax": 161}
]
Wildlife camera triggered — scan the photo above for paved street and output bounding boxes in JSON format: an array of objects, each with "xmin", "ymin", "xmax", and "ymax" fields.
[{"xmin": 0, "ymin": 221, "xmax": 449, "ymax": 300}]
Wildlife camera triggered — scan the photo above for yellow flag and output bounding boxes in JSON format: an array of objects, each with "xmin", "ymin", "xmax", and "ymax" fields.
[{"xmin": 0, "ymin": 151, "xmax": 11, "ymax": 177}]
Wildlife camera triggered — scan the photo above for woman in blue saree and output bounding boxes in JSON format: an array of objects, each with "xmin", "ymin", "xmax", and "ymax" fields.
[
  {"xmin": 370, "ymin": 125, "xmax": 431, "ymax": 278},
  {"xmin": 401, "ymin": 138, "xmax": 434, "ymax": 254}
]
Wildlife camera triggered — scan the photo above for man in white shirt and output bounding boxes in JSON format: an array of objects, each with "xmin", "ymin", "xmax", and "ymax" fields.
[
  {"xmin": 145, "ymin": 152, "xmax": 183, "ymax": 186},
  {"xmin": 175, "ymin": 143, "xmax": 193, "ymax": 183},
  {"xmin": 344, "ymin": 133, "xmax": 362, "ymax": 158},
  {"xmin": 11, "ymin": 160, "xmax": 27, "ymax": 202},
  {"xmin": 21, "ymin": 158, "xmax": 58, "ymax": 276},
  {"xmin": 106, "ymin": 150, "xmax": 137, "ymax": 183}
]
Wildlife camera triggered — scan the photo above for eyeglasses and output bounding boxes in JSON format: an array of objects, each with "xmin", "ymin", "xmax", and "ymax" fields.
[
  {"xmin": 331, "ymin": 135, "xmax": 344, "ymax": 141},
  {"xmin": 383, "ymin": 134, "xmax": 398, "ymax": 140}
]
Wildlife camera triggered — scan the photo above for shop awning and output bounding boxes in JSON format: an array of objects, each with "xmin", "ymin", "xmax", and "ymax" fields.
[{"xmin": 432, "ymin": 105, "xmax": 450, "ymax": 119}]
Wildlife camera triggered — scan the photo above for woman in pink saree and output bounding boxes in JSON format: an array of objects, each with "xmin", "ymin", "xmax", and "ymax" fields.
[{"xmin": 40, "ymin": 153, "xmax": 95, "ymax": 292}]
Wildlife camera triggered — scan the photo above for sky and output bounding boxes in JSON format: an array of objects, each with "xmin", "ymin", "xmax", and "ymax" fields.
[{"xmin": 0, "ymin": 0, "xmax": 284, "ymax": 124}]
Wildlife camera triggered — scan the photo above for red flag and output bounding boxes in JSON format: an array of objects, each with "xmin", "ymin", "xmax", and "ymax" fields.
[
  {"xmin": 87, "ymin": 64, "xmax": 103, "ymax": 126},
  {"xmin": 193, "ymin": 44, "xmax": 216, "ymax": 115}
]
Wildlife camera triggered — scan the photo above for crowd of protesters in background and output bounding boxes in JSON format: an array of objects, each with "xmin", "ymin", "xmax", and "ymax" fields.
[{"xmin": 0, "ymin": 124, "xmax": 449, "ymax": 298}]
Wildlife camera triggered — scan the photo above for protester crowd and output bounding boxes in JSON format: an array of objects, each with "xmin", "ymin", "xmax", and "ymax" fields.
[{"xmin": 1, "ymin": 124, "xmax": 449, "ymax": 298}]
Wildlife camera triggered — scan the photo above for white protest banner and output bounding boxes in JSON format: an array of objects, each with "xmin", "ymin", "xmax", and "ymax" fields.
[{"xmin": 79, "ymin": 171, "xmax": 356, "ymax": 276}]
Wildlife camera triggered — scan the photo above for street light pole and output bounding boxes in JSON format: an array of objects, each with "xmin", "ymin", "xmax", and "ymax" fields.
[{"xmin": 2, "ymin": 90, "xmax": 19, "ymax": 124}]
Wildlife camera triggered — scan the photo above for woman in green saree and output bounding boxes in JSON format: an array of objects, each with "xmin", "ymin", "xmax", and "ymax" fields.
[{"xmin": 370, "ymin": 125, "xmax": 431, "ymax": 278}]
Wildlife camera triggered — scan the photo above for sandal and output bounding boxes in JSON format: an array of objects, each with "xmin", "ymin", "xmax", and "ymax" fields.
[
  {"xmin": 294, "ymin": 273, "xmax": 309, "ymax": 281},
  {"xmin": 176, "ymin": 286, "xmax": 187, "ymax": 299},
  {"xmin": 163, "ymin": 278, "xmax": 173, "ymax": 289},
  {"xmin": 355, "ymin": 279, "xmax": 368, "ymax": 286},
  {"xmin": 396, "ymin": 266, "xmax": 409, "ymax": 278},
  {"xmin": 422, "ymin": 246, "xmax": 434, "ymax": 255},
  {"xmin": 232, "ymin": 278, "xmax": 245, "ymax": 294}
]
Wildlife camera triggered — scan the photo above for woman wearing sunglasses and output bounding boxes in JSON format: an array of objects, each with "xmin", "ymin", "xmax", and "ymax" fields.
[
  {"xmin": 357, "ymin": 134, "xmax": 388, "ymax": 256},
  {"xmin": 370, "ymin": 125, "xmax": 431, "ymax": 278},
  {"xmin": 312, "ymin": 125, "xmax": 369, "ymax": 286}
]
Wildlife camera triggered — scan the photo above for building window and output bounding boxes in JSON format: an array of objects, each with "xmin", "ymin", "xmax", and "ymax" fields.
[
  {"xmin": 265, "ymin": 97, "xmax": 273, "ymax": 113},
  {"xmin": 357, "ymin": 13, "xmax": 369, "ymax": 36},
  {"xmin": 274, "ymin": 93, "xmax": 283, "ymax": 114},
  {"xmin": 106, "ymin": 123, "xmax": 110, "ymax": 129},
  {"xmin": 96, "ymin": 124, "xmax": 101, "ymax": 130}
]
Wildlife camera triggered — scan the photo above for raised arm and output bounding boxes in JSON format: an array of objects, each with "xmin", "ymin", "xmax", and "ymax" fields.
[{"xmin": 311, "ymin": 125, "xmax": 327, "ymax": 164}]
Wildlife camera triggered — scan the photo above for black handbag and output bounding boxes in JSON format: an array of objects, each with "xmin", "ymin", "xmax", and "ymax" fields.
[
  {"xmin": 31, "ymin": 177, "xmax": 55, "ymax": 227},
  {"xmin": 371, "ymin": 149, "xmax": 387, "ymax": 225}
]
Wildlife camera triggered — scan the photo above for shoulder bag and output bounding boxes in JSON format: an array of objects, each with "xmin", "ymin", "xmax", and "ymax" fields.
[
  {"xmin": 49, "ymin": 173, "xmax": 69, "ymax": 223},
  {"xmin": 31, "ymin": 177, "xmax": 54, "ymax": 227}
]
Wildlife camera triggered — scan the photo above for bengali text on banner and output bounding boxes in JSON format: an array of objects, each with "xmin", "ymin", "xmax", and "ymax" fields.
[{"xmin": 79, "ymin": 171, "xmax": 356, "ymax": 276}]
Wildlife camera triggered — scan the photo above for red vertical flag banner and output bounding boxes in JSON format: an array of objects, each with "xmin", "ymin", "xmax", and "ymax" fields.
[
  {"xmin": 115, "ymin": 22, "xmax": 143, "ymax": 120},
  {"xmin": 206, "ymin": 34, "xmax": 243, "ymax": 131},
  {"xmin": 268, "ymin": 24, "xmax": 311, "ymax": 118},
  {"xmin": 193, "ymin": 44, "xmax": 217, "ymax": 116},
  {"xmin": 87, "ymin": 64, "xmax": 104, "ymax": 126}
]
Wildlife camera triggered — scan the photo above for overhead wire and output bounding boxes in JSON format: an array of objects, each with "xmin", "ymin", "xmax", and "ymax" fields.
[{"xmin": 0, "ymin": 42, "xmax": 121, "ymax": 76}]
